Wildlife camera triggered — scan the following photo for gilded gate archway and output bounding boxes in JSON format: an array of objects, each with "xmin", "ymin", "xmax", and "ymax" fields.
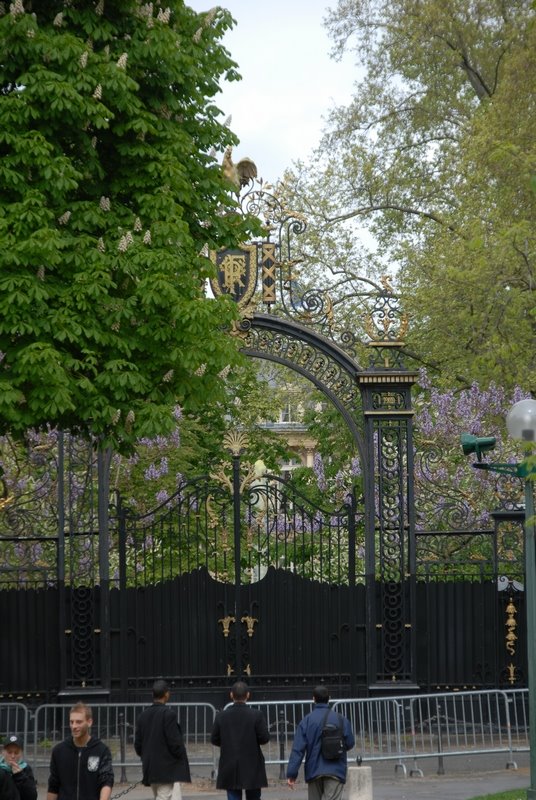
[{"xmin": 207, "ymin": 184, "xmax": 419, "ymax": 690}]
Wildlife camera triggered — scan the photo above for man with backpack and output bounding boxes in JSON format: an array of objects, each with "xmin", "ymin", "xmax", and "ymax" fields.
[{"xmin": 286, "ymin": 685, "xmax": 354, "ymax": 800}]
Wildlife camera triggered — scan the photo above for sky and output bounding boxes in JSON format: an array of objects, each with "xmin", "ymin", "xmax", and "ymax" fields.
[{"xmin": 187, "ymin": 0, "xmax": 356, "ymax": 183}]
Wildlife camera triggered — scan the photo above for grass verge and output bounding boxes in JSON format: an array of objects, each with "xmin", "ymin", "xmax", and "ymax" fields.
[{"xmin": 469, "ymin": 791, "xmax": 527, "ymax": 800}]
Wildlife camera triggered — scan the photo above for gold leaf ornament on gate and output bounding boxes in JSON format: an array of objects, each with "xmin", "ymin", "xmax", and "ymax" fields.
[
  {"xmin": 241, "ymin": 615, "xmax": 258, "ymax": 637},
  {"xmin": 218, "ymin": 615, "xmax": 236, "ymax": 638},
  {"xmin": 505, "ymin": 598, "xmax": 518, "ymax": 656},
  {"xmin": 223, "ymin": 430, "xmax": 249, "ymax": 457}
]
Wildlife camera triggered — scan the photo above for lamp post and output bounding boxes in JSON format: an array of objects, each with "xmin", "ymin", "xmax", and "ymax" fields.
[
  {"xmin": 461, "ymin": 398, "xmax": 536, "ymax": 797},
  {"xmin": 506, "ymin": 400, "xmax": 536, "ymax": 800}
]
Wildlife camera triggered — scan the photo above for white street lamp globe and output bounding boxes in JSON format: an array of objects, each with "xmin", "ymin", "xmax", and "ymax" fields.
[{"xmin": 506, "ymin": 398, "xmax": 536, "ymax": 442}]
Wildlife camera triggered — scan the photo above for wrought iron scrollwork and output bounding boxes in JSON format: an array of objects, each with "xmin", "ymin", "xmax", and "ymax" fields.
[
  {"xmin": 372, "ymin": 417, "xmax": 411, "ymax": 681},
  {"xmin": 365, "ymin": 276, "xmax": 409, "ymax": 369},
  {"xmin": 68, "ymin": 585, "xmax": 95, "ymax": 685},
  {"xmin": 242, "ymin": 326, "xmax": 361, "ymax": 413},
  {"xmin": 414, "ymin": 442, "xmax": 525, "ymax": 533},
  {"xmin": 215, "ymin": 182, "xmax": 391, "ymax": 361}
]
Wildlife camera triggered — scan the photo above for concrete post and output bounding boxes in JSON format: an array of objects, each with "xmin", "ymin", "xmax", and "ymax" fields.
[{"xmin": 347, "ymin": 766, "xmax": 373, "ymax": 800}]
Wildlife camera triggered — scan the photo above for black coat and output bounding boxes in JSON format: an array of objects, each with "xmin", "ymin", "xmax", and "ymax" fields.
[
  {"xmin": 11, "ymin": 765, "xmax": 37, "ymax": 800},
  {"xmin": 134, "ymin": 703, "xmax": 191, "ymax": 786},
  {"xmin": 47, "ymin": 737, "xmax": 114, "ymax": 800},
  {"xmin": 0, "ymin": 771, "xmax": 18, "ymax": 800},
  {"xmin": 211, "ymin": 703, "xmax": 270, "ymax": 790}
]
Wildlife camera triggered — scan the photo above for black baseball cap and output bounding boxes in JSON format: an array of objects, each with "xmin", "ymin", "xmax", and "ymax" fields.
[{"xmin": 3, "ymin": 735, "xmax": 23, "ymax": 748}]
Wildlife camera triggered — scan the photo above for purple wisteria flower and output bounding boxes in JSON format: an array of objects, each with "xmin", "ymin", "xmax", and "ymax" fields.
[
  {"xmin": 313, "ymin": 453, "xmax": 327, "ymax": 491},
  {"xmin": 143, "ymin": 457, "xmax": 169, "ymax": 481},
  {"xmin": 155, "ymin": 489, "xmax": 169, "ymax": 506},
  {"xmin": 350, "ymin": 457, "xmax": 361, "ymax": 477}
]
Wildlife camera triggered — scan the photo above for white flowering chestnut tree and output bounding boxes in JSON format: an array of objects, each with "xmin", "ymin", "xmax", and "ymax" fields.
[{"xmin": 0, "ymin": 0, "xmax": 260, "ymax": 453}]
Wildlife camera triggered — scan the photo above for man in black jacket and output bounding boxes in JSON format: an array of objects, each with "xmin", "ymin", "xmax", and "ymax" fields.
[
  {"xmin": 134, "ymin": 679, "xmax": 191, "ymax": 800},
  {"xmin": 46, "ymin": 702, "xmax": 114, "ymax": 800},
  {"xmin": 211, "ymin": 681, "xmax": 270, "ymax": 800},
  {"xmin": 1, "ymin": 735, "xmax": 37, "ymax": 800}
]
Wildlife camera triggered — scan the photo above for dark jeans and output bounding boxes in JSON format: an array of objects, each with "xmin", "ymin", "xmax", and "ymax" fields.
[{"xmin": 226, "ymin": 790, "xmax": 261, "ymax": 800}]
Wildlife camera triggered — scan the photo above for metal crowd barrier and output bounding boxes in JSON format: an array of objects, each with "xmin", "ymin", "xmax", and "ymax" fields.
[
  {"xmin": 334, "ymin": 690, "xmax": 520, "ymax": 775},
  {"xmin": 503, "ymin": 688, "xmax": 530, "ymax": 754},
  {"xmin": 0, "ymin": 703, "xmax": 29, "ymax": 747},
  {"xmin": 1, "ymin": 690, "xmax": 532, "ymax": 779},
  {"xmin": 31, "ymin": 702, "xmax": 218, "ymax": 778},
  {"xmin": 332, "ymin": 697, "xmax": 406, "ymax": 772},
  {"xmin": 407, "ymin": 690, "xmax": 516, "ymax": 773}
]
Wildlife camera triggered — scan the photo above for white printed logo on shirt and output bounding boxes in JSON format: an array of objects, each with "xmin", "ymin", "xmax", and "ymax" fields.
[{"xmin": 87, "ymin": 756, "xmax": 100, "ymax": 772}]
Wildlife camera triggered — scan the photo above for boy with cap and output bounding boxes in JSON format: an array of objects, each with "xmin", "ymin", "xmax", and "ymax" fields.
[{"xmin": 1, "ymin": 735, "xmax": 37, "ymax": 800}]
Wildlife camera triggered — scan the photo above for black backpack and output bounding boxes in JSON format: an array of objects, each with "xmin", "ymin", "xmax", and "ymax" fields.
[{"xmin": 320, "ymin": 708, "xmax": 345, "ymax": 760}]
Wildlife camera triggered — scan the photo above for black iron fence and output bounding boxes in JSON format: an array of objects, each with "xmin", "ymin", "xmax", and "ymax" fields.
[{"xmin": 0, "ymin": 458, "xmax": 527, "ymax": 703}]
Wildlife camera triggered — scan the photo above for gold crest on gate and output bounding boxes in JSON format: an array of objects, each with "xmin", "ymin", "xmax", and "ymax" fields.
[{"xmin": 209, "ymin": 244, "xmax": 258, "ymax": 308}]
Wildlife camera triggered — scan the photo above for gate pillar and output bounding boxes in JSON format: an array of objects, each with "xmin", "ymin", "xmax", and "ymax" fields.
[
  {"xmin": 358, "ymin": 371, "xmax": 418, "ymax": 688},
  {"xmin": 57, "ymin": 435, "xmax": 111, "ymax": 700},
  {"xmin": 357, "ymin": 282, "xmax": 419, "ymax": 689}
]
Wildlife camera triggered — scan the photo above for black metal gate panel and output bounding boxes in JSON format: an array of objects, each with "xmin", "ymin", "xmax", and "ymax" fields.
[
  {"xmin": 0, "ymin": 443, "xmax": 528, "ymax": 701},
  {"xmin": 108, "ymin": 448, "xmax": 367, "ymax": 698}
]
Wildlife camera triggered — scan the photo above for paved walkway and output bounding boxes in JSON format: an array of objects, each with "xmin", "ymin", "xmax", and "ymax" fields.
[{"xmin": 36, "ymin": 754, "xmax": 531, "ymax": 800}]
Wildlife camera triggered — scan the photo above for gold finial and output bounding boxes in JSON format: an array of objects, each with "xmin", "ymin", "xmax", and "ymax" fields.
[{"xmin": 223, "ymin": 431, "xmax": 249, "ymax": 456}]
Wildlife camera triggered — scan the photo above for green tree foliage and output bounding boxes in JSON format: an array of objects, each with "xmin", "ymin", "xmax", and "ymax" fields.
[
  {"xmin": 0, "ymin": 1, "xmax": 261, "ymax": 451},
  {"xmin": 0, "ymin": 360, "xmax": 295, "ymax": 524},
  {"xmin": 277, "ymin": 0, "xmax": 536, "ymax": 391}
]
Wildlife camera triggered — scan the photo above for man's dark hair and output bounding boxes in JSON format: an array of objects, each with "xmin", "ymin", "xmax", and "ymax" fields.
[
  {"xmin": 313, "ymin": 685, "xmax": 330, "ymax": 704},
  {"xmin": 153, "ymin": 679, "xmax": 170, "ymax": 700},
  {"xmin": 230, "ymin": 681, "xmax": 249, "ymax": 702}
]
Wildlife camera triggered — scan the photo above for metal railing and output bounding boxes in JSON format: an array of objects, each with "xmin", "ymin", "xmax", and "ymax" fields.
[
  {"xmin": 334, "ymin": 690, "xmax": 521, "ymax": 775},
  {"xmin": 332, "ymin": 697, "xmax": 406, "ymax": 772},
  {"xmin": 0, "ymin": 703, "xmax": 30, "ymax": 746},
  {"xmin": 504, "ymin": 688, "xmax": 530, "ymax": 753},
  {"xmin": 407, "ymin": 690, "xmax": 516, "ymax": 774},
  {"xmin": 1, "ymin": 690, "xmax": 531, "ymax": 779},
  {"xmin": 31, "ymin": 702, "xmax": 218, "ymax": 779}
]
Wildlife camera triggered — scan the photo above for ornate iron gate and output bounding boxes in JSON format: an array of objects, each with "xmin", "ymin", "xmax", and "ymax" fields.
[
  {"xmin": 108, "ymin": 433, "xmax": 366, "ymax": 698},
  {"xmin": 0, "ymin": 441, "xmax": 527, "ymax": 700}
]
